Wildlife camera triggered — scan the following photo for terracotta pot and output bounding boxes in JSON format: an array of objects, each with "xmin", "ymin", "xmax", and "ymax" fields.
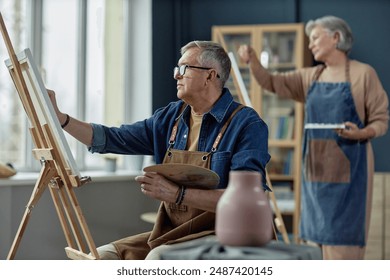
[{"xmin": 216, "ymin": 170, "xmax": 273, "ymax": 246}]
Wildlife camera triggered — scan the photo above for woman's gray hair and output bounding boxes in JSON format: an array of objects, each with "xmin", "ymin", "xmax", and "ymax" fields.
[
  {"xmin": 181, "ymin": 40, "xmax": 231, "ymax": 88},
  {"xmin": 305, "ymin": 15, "xmax": 353, "ymax": 54}
]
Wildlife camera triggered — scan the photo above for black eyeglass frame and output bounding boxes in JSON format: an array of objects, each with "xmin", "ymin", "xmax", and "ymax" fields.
[{"xmin": 174, "ymin": 64, "xmax": 220, "ymax": 78}]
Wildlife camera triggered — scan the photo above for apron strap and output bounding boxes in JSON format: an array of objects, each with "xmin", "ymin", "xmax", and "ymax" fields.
[
  {"xmin": 211, "ymin": 104, "xmax": 245, "ymax": 152},
  {"xmin": 345, "ymin": 58, "xmax": 350, "ymax": 83},
  {"xmin": 312, "ymin": 64, "xmax": 326, "ymax": 82},
  {"xmin": 312, "ymin": 58, "xmax": 350, "ymax": 83},
  {"xmin": 168, "ymin": 103, "xmax": 245, "ymax": 152},
  {"xmin": 169, "ymin": 103, "xmax": 188, "ymax": 144}
]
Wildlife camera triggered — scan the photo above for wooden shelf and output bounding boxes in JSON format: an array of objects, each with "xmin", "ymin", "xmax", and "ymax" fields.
[
  {"xmin": 269, "ymin": 174, "xmax": 295, "ymax": 181},
  {"xmin": 268, "ymin": 139, "xmax": 299, "ymax": 147}
]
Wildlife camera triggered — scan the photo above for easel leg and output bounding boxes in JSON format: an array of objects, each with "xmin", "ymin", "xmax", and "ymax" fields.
[
  {"xmin": 48, "ymin": 186, "xmax": 78, "ymax": 249},
  {"xmin": 266, "ymin": 172, "xmax": 290, "ymax": 244},
  {"xmin": 7, "ymin": 161, "xmax": 56, "ymax": 259},
  {"xmin": 49, "ymin": 178, "xmax": 100, "ymax": 260},
  {"xmin": 62, "ymin": 186, "xmax": 100, "ymax": 259}
]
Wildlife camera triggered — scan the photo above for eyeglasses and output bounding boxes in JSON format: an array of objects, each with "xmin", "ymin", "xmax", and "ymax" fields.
[{"xmin": 173, "ymin": 64, "xmax": 220, "ymax": 78}]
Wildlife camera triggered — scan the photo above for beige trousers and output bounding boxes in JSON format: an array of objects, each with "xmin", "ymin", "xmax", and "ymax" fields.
[{"xmin": 95, "ymin": 243, "xmax": 171, "ymax": 260}]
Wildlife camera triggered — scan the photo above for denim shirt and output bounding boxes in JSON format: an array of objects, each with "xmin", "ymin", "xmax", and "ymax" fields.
[{"xmin": 89, "ymin": 88, "xmax": 270, "ymax": 189}]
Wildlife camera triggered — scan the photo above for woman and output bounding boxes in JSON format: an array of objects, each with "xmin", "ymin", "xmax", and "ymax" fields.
[{"xmin": 238, "ymin": 15, "xmax": 389, "ymax": 259}]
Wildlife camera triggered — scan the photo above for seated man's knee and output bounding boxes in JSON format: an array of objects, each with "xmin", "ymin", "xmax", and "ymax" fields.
[
  {"xmin": 95, "ymin": 243, "xmax": 121, "ymax": 260},
  {"xmin": 145, "ymin": 245, "xmax": 172, "ymax": 260}
]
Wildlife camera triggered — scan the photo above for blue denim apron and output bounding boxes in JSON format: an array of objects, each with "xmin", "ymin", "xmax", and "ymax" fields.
[{"xmin": 299, "ymin": 61, "xmax": 367, "ymax": 246}]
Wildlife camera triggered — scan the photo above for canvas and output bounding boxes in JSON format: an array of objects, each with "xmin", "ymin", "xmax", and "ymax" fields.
[{"xmin": 5, "ymin": 49, "xmax": 81, "ymax": 181}]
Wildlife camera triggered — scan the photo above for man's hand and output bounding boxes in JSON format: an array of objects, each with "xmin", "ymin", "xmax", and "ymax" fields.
[
  {"xmin": 47, "ymin": 89, "xmax": 67, "ymax": 124},
  {"xmin": 135, "ymin": 172, "xmax": 180, "ymax": 203}
]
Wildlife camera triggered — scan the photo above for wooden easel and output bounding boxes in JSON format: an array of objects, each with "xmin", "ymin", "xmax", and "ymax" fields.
[
  {"xmin": 215, "ymin": 31, "xmax": 290, "ymax": 244},
  {"xmin": 0, "ymin": 12, "xmax": 99, "ymax": 260}
]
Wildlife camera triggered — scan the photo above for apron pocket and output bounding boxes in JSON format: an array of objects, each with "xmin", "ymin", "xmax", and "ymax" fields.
[{"xmin": 305, "ymin": 139, "xmax": 350, "ymax": 183}]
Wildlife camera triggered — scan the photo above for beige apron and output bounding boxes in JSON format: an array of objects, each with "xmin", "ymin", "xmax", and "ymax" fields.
[{"xmin": 114, "ymin": 104, "xmax": 244, "ymax": 259}]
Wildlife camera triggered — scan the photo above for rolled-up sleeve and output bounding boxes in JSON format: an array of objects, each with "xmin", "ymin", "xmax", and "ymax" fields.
[{"xmin": 88, "ymin": 123, "xmax": 107, "ymax": 153}]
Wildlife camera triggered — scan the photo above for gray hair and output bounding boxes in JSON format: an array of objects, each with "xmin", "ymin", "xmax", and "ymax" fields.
[
  {"xmin": 305, "ymin": 15, "xmax": 353, "ymax": 54},
  {"xmin": 181, "ymin": 40, "xmax": 231, "ymax": 88}
]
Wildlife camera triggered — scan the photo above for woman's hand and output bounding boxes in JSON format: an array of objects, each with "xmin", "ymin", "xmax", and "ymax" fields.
[
  {"xmin": 238, "ymin": 44, "xmax": 255, "ymax": 64},
  {"xmin": 336, "ymin": 121, "xmax": 375, "ymax": 141}
]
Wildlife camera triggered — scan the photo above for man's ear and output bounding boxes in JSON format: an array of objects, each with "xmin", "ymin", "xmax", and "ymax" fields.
[{"xmin": 208, "ymin": 69, "xmax": 218, "ymax": 80}]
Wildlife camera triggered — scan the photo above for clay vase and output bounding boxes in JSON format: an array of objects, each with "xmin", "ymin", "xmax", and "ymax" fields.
[{"xmin": 216, "ymin": 170, "xmax": 273, "ymax": 246}]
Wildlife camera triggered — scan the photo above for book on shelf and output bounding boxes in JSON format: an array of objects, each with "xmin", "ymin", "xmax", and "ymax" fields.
[
  {"xmin": 268, "ymin": 148, "xmax": 294, "ymax": 176},
  {"xmin": 269, "ymin": 181, "xmax": 295, "ymax": 213},
  {"xmin": 282, "ymin": 149, "xmax": 292, "ymax": 175},
  {"xmin": 266, "ymin": 107, "xmax": 295, "ymax": 140}
]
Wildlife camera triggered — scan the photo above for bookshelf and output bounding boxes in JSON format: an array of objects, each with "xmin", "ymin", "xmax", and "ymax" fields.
[{"xmin": 212, "ymin": 23, "xmax": 312, "ymax": 241}]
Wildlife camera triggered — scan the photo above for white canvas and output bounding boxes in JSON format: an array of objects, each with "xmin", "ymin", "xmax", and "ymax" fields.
[{"xmin": 5, "ymin": 48, "xmax": 80, "ymax": 179}]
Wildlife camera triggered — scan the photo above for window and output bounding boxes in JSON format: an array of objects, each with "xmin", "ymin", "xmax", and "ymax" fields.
[
  {"xmin": 0, "ymin": 0, "xmax": 151, "ymax": 173},
  {"xmin": 0, "ymin": 0, "xmax": 29, "ymax": 170},
  {"xmin": 42, "ymin": 0, "xmax": 80, "ymax": 170}
]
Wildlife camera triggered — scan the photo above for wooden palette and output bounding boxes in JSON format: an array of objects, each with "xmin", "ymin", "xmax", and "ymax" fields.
[{"xmin": 143, "ymin": 163, "xmax": 220, "ymax": 189}]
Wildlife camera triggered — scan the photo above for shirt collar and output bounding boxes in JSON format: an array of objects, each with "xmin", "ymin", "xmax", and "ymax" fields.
[
  {"xmin": 181, "ymin": 88, "xmax": 235, "ymax": 123},
  {"xmin": 208, "ymin": 88, "xmax": 234, "ymax": 123}
]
